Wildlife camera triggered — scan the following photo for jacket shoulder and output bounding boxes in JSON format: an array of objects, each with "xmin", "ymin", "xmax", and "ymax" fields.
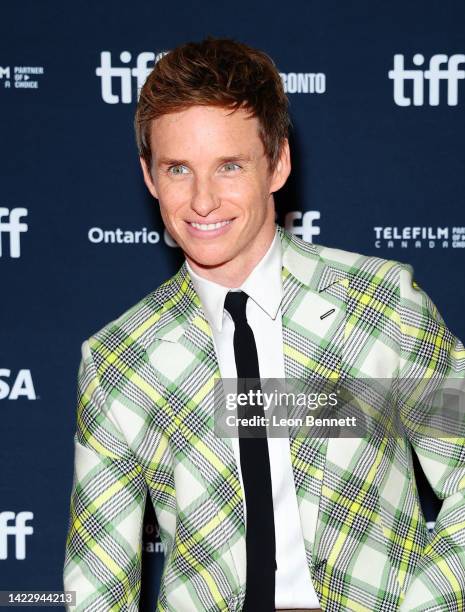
[
  {"xmin": 307, "ymin": 237, "xmax": 411, "ymax": 283},
  {"xmin": 85, "ymin": 276, "xmax": 173, "ymax": 352},
  {"xmin": 316, "ymin": 241, "xmax": 407, "ymax": 276}
]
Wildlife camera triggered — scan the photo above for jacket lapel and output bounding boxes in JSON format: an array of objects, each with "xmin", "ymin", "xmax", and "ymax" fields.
[
  {"xmin": 279, "ymin": 226, "xmax": 350, "ymax": 573},
  {"xmin": 145, "ymin": 264, "xmax": 247, "ymax": 586}
]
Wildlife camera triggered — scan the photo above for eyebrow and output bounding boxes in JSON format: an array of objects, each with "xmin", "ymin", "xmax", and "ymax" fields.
[{"xmin": 157, "ymin": 154, "xmax": 252, "ymax": 168}]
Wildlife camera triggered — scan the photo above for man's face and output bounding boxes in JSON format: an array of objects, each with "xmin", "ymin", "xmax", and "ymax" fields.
[{"xmin": 140, "ymin": 105, "xmax": 290, "ymax": 284}]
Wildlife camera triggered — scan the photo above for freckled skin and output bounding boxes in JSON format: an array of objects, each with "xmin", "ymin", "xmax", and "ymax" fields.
[{"xmin": 139, "ymin": 105, "xmax": 291, "ymax": 287}]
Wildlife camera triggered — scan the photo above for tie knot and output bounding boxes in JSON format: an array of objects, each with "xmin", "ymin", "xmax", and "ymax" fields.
[{"xmin": 224, "ymin": 290, "xmax": 249, "ymax": 324}]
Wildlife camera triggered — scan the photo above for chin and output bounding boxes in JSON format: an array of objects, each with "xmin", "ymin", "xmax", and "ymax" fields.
[
  {"xmin": 189, "ymin": 255, "xmax": 229, "ymax": 268},
  {"xmin": 187, "ymin": 249, "xmax": 235, "ymax": 269}
]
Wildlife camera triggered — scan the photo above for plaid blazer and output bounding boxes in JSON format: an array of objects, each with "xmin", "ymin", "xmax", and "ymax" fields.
[{"xmin": 63, "ymin": 224, "xmax": 465, "ymax": 611}]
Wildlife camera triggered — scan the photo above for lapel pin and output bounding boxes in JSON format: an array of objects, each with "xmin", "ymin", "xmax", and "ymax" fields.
[{"xmin": 320, "ymin": 308, "xmax": 336, "ymax": 320}]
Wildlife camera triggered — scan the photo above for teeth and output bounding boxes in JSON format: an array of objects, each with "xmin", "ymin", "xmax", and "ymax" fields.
[{"xmin": 190, "ymin": 220, "xmax": 232, "ymax": 231}]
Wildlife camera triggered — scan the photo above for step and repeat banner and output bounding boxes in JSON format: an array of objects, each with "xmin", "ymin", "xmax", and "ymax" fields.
[{"xmin": 1, "ymin": 0, "xmax": 464, "ymax": 608}]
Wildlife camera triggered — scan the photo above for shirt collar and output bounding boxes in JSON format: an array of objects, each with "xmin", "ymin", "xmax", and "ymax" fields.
[{"xmin": 185, "ymin": 225, "xmax": 283, "ymax": 332}]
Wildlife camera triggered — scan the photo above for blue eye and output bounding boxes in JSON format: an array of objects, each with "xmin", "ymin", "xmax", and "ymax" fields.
[
  {"xmin": 222, "ymin": 163, "xmax": 240, "ymax": 172},
  {"xmin": 168, "ymin": 165, "xmax": 188, "ymax": 175}
]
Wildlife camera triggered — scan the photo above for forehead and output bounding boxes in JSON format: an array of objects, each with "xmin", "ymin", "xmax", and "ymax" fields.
[{"xmin": 149, "ymin": 105, "xmax": 262, "ymax": 155}]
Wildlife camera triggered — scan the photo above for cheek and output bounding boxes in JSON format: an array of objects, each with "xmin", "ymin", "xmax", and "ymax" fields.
[
  {"xmin": 224, "ymin": 176, "xmax": 263, "ymax": 202},
  {"xmin": 157, "ymin": 181, "xmax": 191, "ymax": 210}
]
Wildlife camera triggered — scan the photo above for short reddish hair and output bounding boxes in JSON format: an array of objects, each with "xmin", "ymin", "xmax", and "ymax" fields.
[{"xmin": 134, "ymin": 36, "xmax": 291, "ymax": 173}]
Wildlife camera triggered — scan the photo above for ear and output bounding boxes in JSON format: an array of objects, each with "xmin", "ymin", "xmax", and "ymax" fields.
[
  {"xmin": 269, "ymin": 139, "xmax": 291, "ymax": 194},
  {"xmin": 139, "ymin": 156, "xmax": 159, "ymax": 199}
]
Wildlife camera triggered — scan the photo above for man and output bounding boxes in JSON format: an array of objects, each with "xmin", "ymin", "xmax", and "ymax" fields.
[{"xmin": 63, "ymin": 37, "xmax": 465, "ymax": 611}]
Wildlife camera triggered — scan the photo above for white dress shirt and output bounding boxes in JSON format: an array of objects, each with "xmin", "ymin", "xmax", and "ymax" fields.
[{"xmin": 185, "ymin": 226, "xmax": 321, "ymax": 609}]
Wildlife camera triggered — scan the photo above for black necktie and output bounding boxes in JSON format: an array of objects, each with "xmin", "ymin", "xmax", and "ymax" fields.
[{"xmin": 224, "ymin": 290, "xmax": 276, "ymax": 611}]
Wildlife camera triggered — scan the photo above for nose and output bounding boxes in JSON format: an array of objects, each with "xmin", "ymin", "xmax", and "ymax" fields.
[{"xmin": 190, "ymin": 175, "xmax": 220, "ymax": 217}]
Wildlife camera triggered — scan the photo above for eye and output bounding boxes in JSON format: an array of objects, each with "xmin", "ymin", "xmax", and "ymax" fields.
[
  {"xmin": 167, "ymin": 165, "xmax": 189, "ymax": 175},
  {"xmin": 221, "ymin": 162, "xmax": 241, "ymax": 172}
]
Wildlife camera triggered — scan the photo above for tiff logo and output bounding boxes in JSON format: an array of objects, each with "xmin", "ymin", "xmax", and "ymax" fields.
[
  {"xmin": 96, "ymin": 51, "xmax": 167, "ymax": 104},
  {"xmin": 389, "ymin": 54, "xmax": 465, "ymax": 106},
  {"xmin": 285, "ymin": 211, "xmax": 321, "ymax": 243},
  {"xmin": 0, "ymin": 511, "xmax": 34, "ymax": 560},
  {"xmin": 0, "ymin": 208, "xmax": 28, "ymax": 258}
]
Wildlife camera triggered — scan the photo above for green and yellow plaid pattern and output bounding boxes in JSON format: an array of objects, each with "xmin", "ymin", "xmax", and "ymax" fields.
[{"xmin": 63, "ymin": 224, "xmax": 465, "ymax": 611}]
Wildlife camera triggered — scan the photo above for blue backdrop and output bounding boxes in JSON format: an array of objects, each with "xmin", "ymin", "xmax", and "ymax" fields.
[{"xmin": 1, "ymin": 0, "xmax": 464, "ymax": 608}]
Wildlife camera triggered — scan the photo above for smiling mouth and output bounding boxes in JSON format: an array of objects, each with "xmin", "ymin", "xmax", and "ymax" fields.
[{"xmin": 188, "ymin": 220, "xmax": 233, "ymax": 231}]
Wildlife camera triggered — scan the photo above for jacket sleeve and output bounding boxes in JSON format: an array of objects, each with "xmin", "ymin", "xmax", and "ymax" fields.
[
  {"xmin": 396, "ymin": 264, "xmax": 465, "ymax": 612},
  {"xmin": 63, "ymin": 338, "xmax": 147, "ymax": 611}
]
